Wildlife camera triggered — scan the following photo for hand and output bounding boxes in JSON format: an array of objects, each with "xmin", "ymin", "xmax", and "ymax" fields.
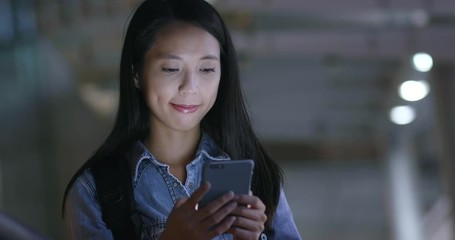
[
  {"xmin": 228, "ymin": 193, "xmax": 267, "ymax": 240},
  {"xmin": 159, "ymin": 182, "xmax": 238, "ymax": 240}
]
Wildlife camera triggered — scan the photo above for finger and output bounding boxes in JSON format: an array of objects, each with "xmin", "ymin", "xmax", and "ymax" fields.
[
  {"xmin": 231, "ymin": 216, "xmax": 265, "ymax": 232},
  {"xmin": 184, "ymin": 182, "xmax": 211, "ymax": 209},
  {"xmin": 201, "ymin": 200, "xmax": 237, "ymax": 228},
  {"xmin": 234, "ymin": 195, "xmax": 265, "ymax": 210},
  {"xmin": 174, "ymin": 198, "xmax": 188, "ymax": 208},
  {"xmin": 231, "ymin": 206, "xmax": 267, "ymax": 223},
  {"xmin": 198, "ymin": 191, "xmax": 235, "ymax": 221},
  {"xmin": 206, "ymin": 216, "xmax": 236, "ymax": 239}
]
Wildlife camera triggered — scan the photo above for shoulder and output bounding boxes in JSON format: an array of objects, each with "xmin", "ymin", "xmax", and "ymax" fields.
[
  {"xmin": 64, "ymin": 168, "xmax": 104, "ymax": 223},
  {"xmin": 64, "ymin": 169, "xmax": 113, "ymax": 239},
  {"xmin": 67, "ymin": 168, "xmax": 98, "ymax": 201}
]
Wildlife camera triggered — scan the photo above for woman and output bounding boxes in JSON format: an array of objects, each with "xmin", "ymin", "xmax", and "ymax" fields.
[{"xmin": 63, "ymin": 0, "xmax": 301, "ymax": 239}]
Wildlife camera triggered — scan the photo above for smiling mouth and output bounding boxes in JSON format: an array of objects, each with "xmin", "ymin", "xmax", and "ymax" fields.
[{"xmin": 170, "ymin": 103, "xmax": 200, "ymax": 113}]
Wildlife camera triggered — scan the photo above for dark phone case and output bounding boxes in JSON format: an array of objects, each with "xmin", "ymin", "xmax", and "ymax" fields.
[{"xmin": 199, "ymin": 160, "xmax": 254, "ymax": 207}]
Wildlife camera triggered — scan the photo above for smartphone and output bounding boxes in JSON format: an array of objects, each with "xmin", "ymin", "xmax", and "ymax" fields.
[{"xmin": 199, "ymin": 160, "xmax": 254, "ymax": 208}]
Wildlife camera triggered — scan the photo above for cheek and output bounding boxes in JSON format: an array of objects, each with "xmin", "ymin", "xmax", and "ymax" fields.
[
  {"xmin": 144, "ymin": 79, "xmax": 172, "ymax": 98},
  {"xmin": 206, "ymin": 79, "xmax": 221, "ymax": 105},
  {"xmin": 142, "ymin": 85, "xmax": 165, "ymax": 113}
]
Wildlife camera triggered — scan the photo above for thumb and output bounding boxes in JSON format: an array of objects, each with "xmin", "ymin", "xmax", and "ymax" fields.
[{"xmin": 175, "ymin": 197, "xmax": 188, "ymax": 208}]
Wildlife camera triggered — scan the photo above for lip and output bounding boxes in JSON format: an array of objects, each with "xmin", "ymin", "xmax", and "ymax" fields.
[{"xmin": 170, "ymin": 103, "xmax": 200, "ymax": 113}]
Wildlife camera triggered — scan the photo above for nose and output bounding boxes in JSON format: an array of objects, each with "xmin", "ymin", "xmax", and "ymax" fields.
[{"xmin": 179, "ymin": 70, "xmax": 199, "ymax": 95}]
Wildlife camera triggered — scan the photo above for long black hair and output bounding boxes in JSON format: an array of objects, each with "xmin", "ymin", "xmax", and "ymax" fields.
[{"xmin": 63, "ymin": 0, "xmax": 283, "ymax": 231}]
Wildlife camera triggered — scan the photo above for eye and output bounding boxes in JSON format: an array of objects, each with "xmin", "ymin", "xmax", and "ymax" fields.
[
  {"xmin": 200, "ymin": 68, "xmax": 216, "ymax": 73},
  {"xmin": 162, "ymin": 67, "xmax": 179, "ymax": 73}
]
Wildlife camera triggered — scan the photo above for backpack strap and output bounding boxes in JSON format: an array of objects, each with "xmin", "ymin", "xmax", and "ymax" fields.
[{"xmin": 91, "ymin": 150, "xmax": 142, "ymax": 239}]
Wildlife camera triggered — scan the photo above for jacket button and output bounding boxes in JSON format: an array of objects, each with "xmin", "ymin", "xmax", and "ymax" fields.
[
  {"xmin": 173, "ymin": 182, "xmax": 178, "ymax": 188},
  {"xmin": 260, "ymin": 233, "xmax": 267, "ymax": 240}
]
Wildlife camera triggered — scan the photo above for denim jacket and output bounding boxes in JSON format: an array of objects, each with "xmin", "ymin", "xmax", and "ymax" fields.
[{"xmin": 65, "ymin": 133, "xmax": 302, "ymax": 240}]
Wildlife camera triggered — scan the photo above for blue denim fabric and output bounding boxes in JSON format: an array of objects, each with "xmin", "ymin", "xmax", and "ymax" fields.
[{"xmin": 65, "ymin": 133, "xmax": 302, "ymax": 240}]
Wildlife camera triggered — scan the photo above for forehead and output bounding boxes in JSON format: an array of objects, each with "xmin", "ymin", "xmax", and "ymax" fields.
[{"xmin": 147, "ymin": 21, "xmax": 220, "ymax": 59}]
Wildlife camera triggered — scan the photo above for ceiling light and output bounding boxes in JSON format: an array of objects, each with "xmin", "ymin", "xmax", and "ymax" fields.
[
  {"xmin": 390, "ymin": 105, "xmax": 416, "ymax": 125},
  {"xmin": 399, "ymin": 80, "xmax": 430, "ymax": 102},
  {"xmin": 412, "ymin": 52, "xmax": 433, "ymax": 72}
]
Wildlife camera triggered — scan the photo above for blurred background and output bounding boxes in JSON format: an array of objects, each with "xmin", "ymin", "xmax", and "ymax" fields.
[{"xmin": 0, "ymin": 0, "xmax": 454, "ymax": 239}]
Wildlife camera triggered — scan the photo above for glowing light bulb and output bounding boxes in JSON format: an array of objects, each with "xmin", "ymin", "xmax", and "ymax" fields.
[
  {"xmin": 390, "ymin": 105, "xmax": 416, "ymax": 125},
  {"xmin": 399, "ymin": 80, "xmax": 430, "ymax": 101},
  {"xmin": 412, "ymin": 52, "xmax": 433, "ymax": 72}
]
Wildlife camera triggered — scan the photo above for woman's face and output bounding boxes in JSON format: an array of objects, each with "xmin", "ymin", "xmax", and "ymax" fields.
[{"xmin": 141, "ymin": 21, "xmax": 221, "ymax": 133}]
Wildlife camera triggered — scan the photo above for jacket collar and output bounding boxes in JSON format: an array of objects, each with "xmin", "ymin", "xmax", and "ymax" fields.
[{"xmin": 129, "ymin": 132, "xmax": 230, "ymax": 181}]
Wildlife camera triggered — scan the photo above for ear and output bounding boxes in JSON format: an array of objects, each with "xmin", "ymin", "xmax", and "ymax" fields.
[
  {"xmin": 134, "ymin": 76, "xmax": 140, "ymax": 89},
  {"xmin": 132, "ymin": 65, "xmax": 140, "ymax": 89}
]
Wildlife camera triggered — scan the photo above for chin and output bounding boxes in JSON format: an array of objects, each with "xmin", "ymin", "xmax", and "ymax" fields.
[{"xmin": 170, "ymin": 123, "xmax": 200, "ymax": 132}]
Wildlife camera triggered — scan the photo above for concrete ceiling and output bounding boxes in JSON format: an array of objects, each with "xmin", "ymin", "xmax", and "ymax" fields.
[
  {"xmin": 208, "ymin": 0, "xmax": 454, "ymax": 148},
  {"xmin": 217, "ymin": 0, "xmax": 455, "ymax": 61},
  {"xmin": 20, "ymin": 0, "xmax": 454, "ymax": 158}
]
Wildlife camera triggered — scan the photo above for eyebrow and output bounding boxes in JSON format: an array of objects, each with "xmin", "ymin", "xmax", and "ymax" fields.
[
  {"xmin": 156, "ymin": 53, "xmax": 219, "ymax": 61},
  {"xmin": 201, "ymin": 55, "xmax": 219, "ymax": 61}
]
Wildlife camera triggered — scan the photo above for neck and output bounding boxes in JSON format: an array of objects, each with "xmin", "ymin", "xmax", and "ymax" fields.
[{"xmin": 145, "ymin": 127, "xmax": 201, "ymax": 167}]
